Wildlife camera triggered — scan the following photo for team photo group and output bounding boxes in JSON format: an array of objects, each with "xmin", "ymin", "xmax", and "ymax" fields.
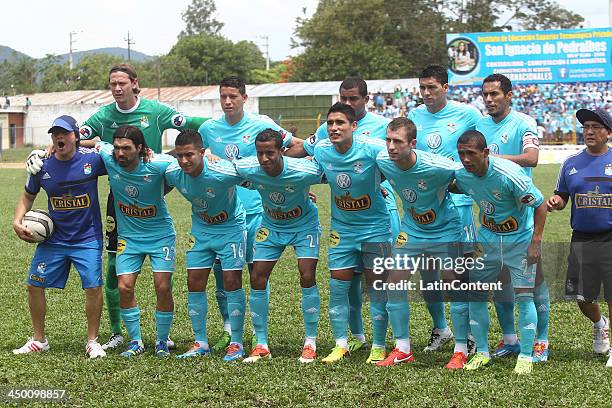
[{"xmin": 12, "ymin": 62, "xmax": 612, "ymax": 375}]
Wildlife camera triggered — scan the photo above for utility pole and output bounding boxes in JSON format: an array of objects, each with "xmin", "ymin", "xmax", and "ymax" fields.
[
  {"xmin": 258, "ymin": 35, "xmax": 270, "ymax": 71},
  {"xmin": 125, "ymin": 31, "xmax": 135, "ymax": 62},
  {"xmin": 69, "ymin": 31, "xmax": 81, "ymax": 69}
]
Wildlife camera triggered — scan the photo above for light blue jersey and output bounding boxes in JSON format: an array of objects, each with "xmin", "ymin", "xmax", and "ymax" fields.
[
  {"xmin": 97, "ymin": 142, "xmax": 175, "ymax": 240},
  {"xmin": 376, "ymin": 149, "xmax": 461, "ymax": 239},
  {"xmin": 409, "ymin": 101, "xmax": 482, "ymax": 206},
  {"xmin": 234, "ymin": 157, "xmax": 324, "ymax": 232},
  {"xmin": 198, "ymin": 112, "xmax": 293, "ymax": 215},
  {"xmin": 476, "ymin": 110, "xmax": 539, "ymax": 177},
  {"xmin": 454, "ymin": 156, "xmax": 543, "ymax": 239},
  {"xmin": 314, "ymin": 135, "xmax": 389, "ymax": 236},
  {"xmin": 164, "ymin": 158, "xmax": 246, "ymax": 234},
  {"xmin": 305, "ymin": 112, "xmax": 397, "ymax": 212}
]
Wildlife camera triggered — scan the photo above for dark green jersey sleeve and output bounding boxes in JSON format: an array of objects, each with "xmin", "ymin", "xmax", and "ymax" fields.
[{"xmin": 80, "ymin": 107, "xmax": 107, "ymax": 140}]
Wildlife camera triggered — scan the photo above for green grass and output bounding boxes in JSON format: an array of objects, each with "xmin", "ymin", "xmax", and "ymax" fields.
[
  {"xmin": 0, "ymin": 165, "xmax": 609, "ymax": 408},
  {"xmin": 0, "ymin": 147, "xmax": 39, "ymax": 163}
]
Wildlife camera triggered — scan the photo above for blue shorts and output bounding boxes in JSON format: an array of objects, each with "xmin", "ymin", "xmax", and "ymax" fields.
[
  {"xmin": 28, "ymin": 240, "xmax": 103, "ymax": 289},
  {"xmin": 470, "ymin": 230, "xmax": 536, "ymax": 290},
  {"xmin": 328, "ymin": 229, "xmax": 392, "ymax": 270},
  {"xmin": 254, "ymin": 224, "xmax": 322, "ymax": 261},
  {"xmin": 245, "ymin": 212, "xmax": 263, "ymax": 264},
  {"xmin": 457, "ymin": 204, "xmax": 477, "ymax": 245},
  {"xmin": 187, "ymin": 229, "xmax": 247, "ymax": 271},
  {"xmin": 116, "ymin": 235, "xmax": 176, "ymax": 275}
]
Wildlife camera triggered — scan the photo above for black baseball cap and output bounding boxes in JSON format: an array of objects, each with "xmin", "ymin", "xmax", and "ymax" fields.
[
  {"xmin": 48, "ymin": 115, "xmax": 79, "ymax": 134},
  {"xmin": 576, "ymin": 108, "xmax": 612, "ymax": 130}
]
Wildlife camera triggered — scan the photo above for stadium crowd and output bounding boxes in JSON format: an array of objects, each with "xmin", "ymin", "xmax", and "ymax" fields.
[{"xmin": 368, "ymin": 82, "xmax": 612, "ymax": 144}]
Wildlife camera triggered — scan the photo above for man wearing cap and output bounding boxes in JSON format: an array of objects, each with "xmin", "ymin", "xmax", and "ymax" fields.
[
  {"xmin": 13, "ymin": 116, "xmax": 107, "ymax": 358},
  {"xmin": 547, "ymin": 107, "xmax": 612, "ymax": 368}
]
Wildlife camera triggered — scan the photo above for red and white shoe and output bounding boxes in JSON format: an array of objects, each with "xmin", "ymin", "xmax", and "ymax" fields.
[
  {"xmin": 298, "ymin": 345, "xmax": 317, "ymax": 363},
  {"xmin": 244, "ymin": 345, "xmax": 271, "ymax": 363},
  {"xmin": 13, "ymin": 337, "xmax": 49, "ymax": 354},
  {"xmin": 445, "ymin": 351, "xmax": 468, "ymax": 370},
  {"xmin": 375, "ymin": 348, "xmax": 414, "ymax": 366}
]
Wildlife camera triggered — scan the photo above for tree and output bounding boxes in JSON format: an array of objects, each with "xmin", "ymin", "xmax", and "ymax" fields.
[
  {"xmin": 136, "ymin": 55, "xmax": 195, "ymax": 87},
  {"xmin": 74, "ymin": 54, "xmax": 123, "ymax": 90},
  {"xmin": 291, "ymin": 0, "xmax": 585, "ymax": 80},
  {"xmin": 38, "ymin": 55, "xmax": 78, "ymax": 93},
  {"xmin": 169, "ymin": 34, "xmax": 265, "ymax": 84},
  {"xmin": 179, "ymin": 0, "xmax": 224, "ymax": 38}
]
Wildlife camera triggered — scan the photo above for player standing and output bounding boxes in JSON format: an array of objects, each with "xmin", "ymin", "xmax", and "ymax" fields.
[
  {"xmin": 547, "ymin": 107, "xmax": 612, "ymax": 368},
  {"xmin": 314, "ymin": 103, "xmax": 392, "ymax": 363},
  {"xmin": 26, "ymin": 64, "xmax": 208, "ymax": 351},
  {"xmin": 303, "ymin": 77, "xmax": 400, "ymax": 354},
  {"xmin": 165, "ymin": 129, "xmax": 248, "ymax": 361},
  {"xmin": 454, "ymin": 131, "xmax": 547, "ymax": 374},
  {"xmin": 97, "ymin": 125, "xmax": 177, "ymax": 358},
  {"xmin": 13, "ymin": 116, "xmax": 106, "ymax": 358},
  {"xmin": 198, "ymin": 76, "xmax": 303, "ymax": 351},
  {"xmin": 234, "ymin": 129, "xmax": 324, "ymax": 363},
  {"xmin": 408, "ymin": 65, "xmax": 482, "ymax": 352},
  {"xmin": 476, "ymin": 74, "xmax": 550, "ymax": 362},
  {"xmin": 375, "ymin": 117, "xmax": 470, "ymax": 369}
]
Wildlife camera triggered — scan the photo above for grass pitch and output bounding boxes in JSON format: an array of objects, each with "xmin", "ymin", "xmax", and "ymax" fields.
[{"xmin": 0, "ymin": 164, "xmax": 610, "ymax": 407}]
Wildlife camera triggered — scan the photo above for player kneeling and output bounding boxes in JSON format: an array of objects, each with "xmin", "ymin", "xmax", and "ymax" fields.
[
  {"xmin": 234, "ymin": 129, "xmax": 325, "ymax": 363},
  {"xmin": 13, "ymin": 116, "xmax": 107, "ymax": 358}
]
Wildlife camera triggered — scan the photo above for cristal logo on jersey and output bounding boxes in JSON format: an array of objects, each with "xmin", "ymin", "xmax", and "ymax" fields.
[
  {"xmin": 605, "ymin": 164, "xmax": 612, "ymax": 176},
  {"xmin": 269, "ymin": 191, "xmax": 285, "ymax": 205},
  {"xmin": 408, "ymin": 207, "xmax": 436, "ymax": 225},
  {"xmin": 206, "ymin": 188, "xmax": 215, "ymax": 198},
  {"xmin": 125, "ymin": 185, "xmax": 139, "ymax": 198},
  {"xmin": 83, "ymin": 163, "xmax": 92, "ymax": 175},
  {"xmin": 480, "ymin": 200, "xmax": 495, "ymax": 215},
  {"xmin": 172, "ymin": 114, "xmax": 186, "ymax": 127},
  {"xmin": 417, "ymin": 180, "xmax": 427, "ymax": 191},
  {"xmin": 50, "ymin": 194, "xmax": 91, "ymax": 211},
  {"xmin": 242, "ymin": 134, "xmax": 251, "ymax": 143},
  {"xmin": 488, "ymin": 143, "xmax": 499, "ymax": 155},
  {"xmin": 118, "ymin": 202, "xmax": 157, "ymax": 218},
  {"xmin": 334, "ymin": 192, "xmax": 371, "ymax": 211},
  {"xmin": 198, "ymin": 210, "xmax": 228, "ymax": 224},
  {"xmin": 336, "ymin": 173, "xmax": 352, "ymax": 189},
  {"xmin": 80, "ymin": 125, "xmax": 93, "ymax": 139},
  {"xmin": 480, "ymin": 214, "xmax": 518, "ymax": 233},
  {"xmin": 37, "ymin": 262, "xmax": 46, "ymax": 274},
  {"xmin": 225, "ymin": 144, "xmax": 240, "ymax": 160},
  {"xmin": 140, "ymin": 116, "xmax": 150, "ymax": 128},
  {"xmin": 194, "ymin": 198, "xmax": 208, "ymax": 210},
  {"xmin": 264, "ymin": 205, "xmax": 302, "ymax": 220},
  {"xmin": 575, "ymin": 186, "xmax": 612, "ymax": 208},
  {"xmin": 285, "ymin": 185, "xmax": 295, "ymax": 193},
  {"xmin": 426, "ymin": 133, "xmax": 442, "ymax": 149},
  {"xmin": 501, "ymin": 133, "xmax": 509, "ymax": 144},
  {"xmin": 401, "ymin": 188, "xmax": 417, "ymax": 203}
]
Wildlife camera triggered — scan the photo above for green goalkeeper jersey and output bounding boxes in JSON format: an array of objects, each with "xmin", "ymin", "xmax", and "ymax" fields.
[{"xmin": 79, "ymin": 97, "xmax": 207, "ymax": 153}]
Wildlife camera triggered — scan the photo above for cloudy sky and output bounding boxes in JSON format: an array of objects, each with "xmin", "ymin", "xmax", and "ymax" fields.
[{"xmin": 6, "ymin": 0, "xmax": 609, "ymax": 61}]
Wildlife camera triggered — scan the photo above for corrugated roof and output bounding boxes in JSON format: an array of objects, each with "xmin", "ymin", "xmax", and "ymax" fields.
[{"xmin": 5, "ymin": 79, "xmax": 419, "ymax": 105}]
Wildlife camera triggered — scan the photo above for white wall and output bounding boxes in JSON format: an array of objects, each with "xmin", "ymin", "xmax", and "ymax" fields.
[{"xmin": 25, "ymin": 97, "xmax": 260, "ymax": 147}]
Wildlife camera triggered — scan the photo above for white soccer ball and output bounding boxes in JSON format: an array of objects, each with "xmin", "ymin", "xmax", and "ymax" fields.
[{"xmin": 22, "ymin": 210, "xmax": 54, "ymax": 242}]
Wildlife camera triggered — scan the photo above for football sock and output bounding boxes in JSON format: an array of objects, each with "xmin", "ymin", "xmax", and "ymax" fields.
[
  {"xmin": 348, "ymin": 274, "xmax": 364, "ymax": 337},
  {"xmin": 450, "ymin": 301, "xmax": 469, "ymax": 346},
  {"xmin": 187, "ymin": 291, "xmax": 208, "ymax": 345},
  {"xmin": 105, "ymin": 254, "xmax": 122, "ymax": 335},
  {"xmin": 426, "ymin": 300, "xmax": 448, "ymax": 330},
  {"xmin": 386, "ymin": 290, "xmax": 410, "ymax": 345},
  {"xmin": 368, "ymin": 287, "xmax": 388, "ymax": 348},
  {"xmin": 329, "ymin": 278, "xmax": 351, "ymax": 342},
  {"xmin": 396, "ymin": 338, "xmax": 411, "ymax": 354},
  {"xmin": 494, "ymin": 282, "xmax": 516, "ymax": 336},
  {"xmin": 301, "ymin": 285, "xmax": 320, "ymax": 339},
  {"xmin": 469, "ymin": 301, "xmax": 490, "ymax": 354},
  {"xmin": 534, "ymin": 281, "xmax": 550, "ymax": 342},
  {"xmin": 155, "ymin": 310, "xmax": 174, "ymax": 343},
  {"xmin": 516, "ymin": 293, "xmax": 537, "ymax": 358},
  {"xmin": 226, "ymin": 288, "xmax": 246, "ymax": 345},
  {"xmin": 120, "ymin": 306, "xmax": 142, "ymax": 342},
  {"xmin": 249, "ymin": 288, "xmax": 269, "ymax": 346},
  {"xmin": 213, "ymin": 262, "xmax": 230, "ymax": 329}
]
